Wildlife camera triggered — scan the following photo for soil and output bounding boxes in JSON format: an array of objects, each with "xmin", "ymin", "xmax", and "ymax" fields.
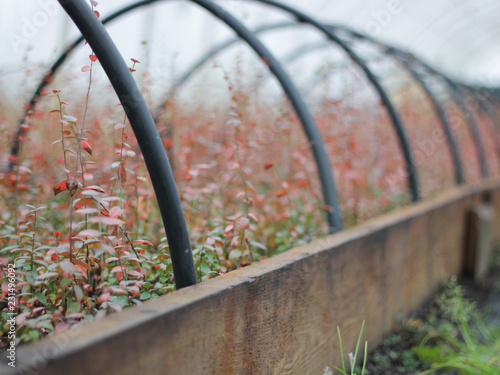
[{"xmin": 359, "ymin": 249, "xmax": 500, "ymax": 375}]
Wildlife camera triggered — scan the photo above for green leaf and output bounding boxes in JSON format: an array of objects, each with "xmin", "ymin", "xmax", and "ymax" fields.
[
  {"xmin": 37, "ymin": 320, "xmax": 54, "ymax": 331},
  {"xmin": 34, "ymin": 292, "xmax": 47, "ymax": 306},
  {"xmin": 139, "ymin": 292, "xmax": 150, "ymax": 300},
  {"xmin": 61, "ymin": 278, "xmax": 72, "ymax": 288},
  {"xmin": 229, "ymin": 249, "xmax": 242, "ymax": 260},
  {"xmin": 73, "ymin": 284, "xmax": 83, "ymax": 302},
  {"xmin": 67, "ymin": 300, "xmax": 81, "ymax": 314},
  {"xmin": 29, "ymin": 330, "xmax": 40, "ymax": 341},
  {"xmin": 200, "ymin": 263, "xmax": 211, "ymax": 274},
  {"xmin": 412, "ymin": 346, "xmax": 446, "ymax": 364}
]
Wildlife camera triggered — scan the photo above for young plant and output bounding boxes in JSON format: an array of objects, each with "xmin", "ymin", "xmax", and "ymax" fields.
[
  {"xmin": 412, "ymin": 277, "xmax": 500, "ymax": 375},
  {"xmin": 324, "ymin": 320, "xmax": 368, "ymax": 375}
]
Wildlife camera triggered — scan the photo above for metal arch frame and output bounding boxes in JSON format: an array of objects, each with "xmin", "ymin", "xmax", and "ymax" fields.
[
  {"xmin": 414, "ymin": 62, "xmax": 490, "ymax": 178},
  {"xmin": 267, "ymin": 35, "xmax": 466, "ymax": 186},
  {"xmin": 227, "ymin": 41, "xmax": 385, "ymax": 97},
  {"xmin": 168, "ymin": 12, "xmax": 420, "ymax": 202},
  {"xmin": 324, "ymin": 23, "xmax": 492, "ymax": 180},
  {"xmin": 13, "ymin": 0, "xmax": 342, "ymax": 232},
  {"xmin": 242, "ymin": 0, "xmax": 421, "ymax": 202},
  {"xmin": 265, "ymin": 37, "xmax": 466, "ymax": 185},
  {"xmin": 380, "ymin": 48, "xmax": 465, "ymax": 184},
  {"xmin": 56, "ymin": 0, "xmax": 197, "ymax": 289},
  {"xmin": 449, "ymin": 84, "xmax": 490, "ymax": 177},
  {"xmin": 161, "ymin": 20, "xmax": 295, "ymax": 102},
  {"xmin": 280, "ymin": 48, "xmax": 388, "ymax": 97},
  {"xmin": 456, "ymin": 85, "xmax": 500, "ymax": 172},
  {"xmin": 190, "ymin": 0, "xmax": 342, "ymax": 232},
  {"xmin": 323, "ymin": 24, "xmax": 482, "ymax": 184},
  {"xmin": 10, "ymin": 0, "xmax": 498, "ymax": 236},
  {"xmin": 10, "ymin": 0, "xmax": 160, "ymax": 172}
]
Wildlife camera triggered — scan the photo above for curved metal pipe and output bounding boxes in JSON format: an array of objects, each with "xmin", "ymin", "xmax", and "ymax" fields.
[
  {"xmin": 57, "ymin": 0, "xmax": 197, "ymax": 289},
  {"xmin": 384, "ymin": 48, "xmax": 465, "ymax": 184},
  {"xmin": 16, "ymin": 0, "xmax": 342, "ymax": 232},
  {"xmin": 324, "ymin": 24, "xmax": 491, "ymax": 179},
  {"xmin": 438, "ymin": 77, "xmax": 489, "ymax": 177},
  {"xmin": 190, "ymin": 0, "xmax": 343, "ymax": 232},
  {"xmin": 10, "ymin": 0, "xmax": 160, "ymax": 171},
  {"xmin": 165, "ymin": 20, "xmax": 296, "ymax": 101},
  {"xmin": 459, "ymin": 86, "xmax": 500, "ymax": 172},
  {"xmin": 249, "ymin": 0, "xmax": 420, "ymax": 202}
]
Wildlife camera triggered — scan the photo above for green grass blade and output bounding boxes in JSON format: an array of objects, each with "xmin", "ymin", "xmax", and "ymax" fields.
[
  {"xmin": 361, "ymin": 340, "xmax": 367, "ymax": 375},
  {"xmin": 337, "ymin": 325, "xmax": 346, "ymax": 373},
  {"xmin": 351, "ymin": 320, "xmax": 365, "ymax": 374}
]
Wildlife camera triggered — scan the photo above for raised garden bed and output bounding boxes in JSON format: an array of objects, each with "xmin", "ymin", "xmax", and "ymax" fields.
[{"xmin": 1, "ymin": 178, "xmax": 499, "ymax": 375}]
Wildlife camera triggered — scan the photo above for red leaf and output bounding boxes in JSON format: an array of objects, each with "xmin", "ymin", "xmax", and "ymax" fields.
[
  {"xmin": 89, "ymin": 54, "xmax": 97, "ymax": 62},
  {"xmin": 108, "ymin": 206, "xmax": 122, "ymax": 218},
  {"xmin": 94, "ymin": 10, "xmax": 100, "ymax": 18},
  {"xmin": 54, "ymin": 180, "xmax": 68, "ymax": 196},
  {"xmin": 74, "ymin": 197, "xmax": 93, "ymax": 209},
  {"xmin": 78, "ymin": 229, "xmax": 101, "ymax": 238},
  {"xmin": 81, "ymin": 140, "xmax": 93, "ymax": 155},
  {"xmin": 84, "ymin": 185, "xmax": 106, "ymax": 194},
  {"xmin": 110, "ymin": 266, "xmax": 123, "ymax": 273},
  {"xmin": 264, "ymin": 161, "xmax": 273, "ymax": 169},
  {"xmin": 275, "ymin": 190, "xmax": 286, "ymax": 197},
  {"xmin": 239, "ymin": 217, "xmax": 250, "ymax": 229},
  {"xmin": 248, "ymin": 213, "xmax": 258, "ymax": 222},
  {"xmin": 108, "ymin": 301, "xmax": 123, "ymax": 311},
  {"xmin": 133, "ymin": 240, "xmax": 153, "ymax": 246},
  {"xmin": 163, "ymin": 137, "xmax": 173, "ymax": 149},
  {"xmin": 49, "ymin": 109, "xmax": 60, "ymax": 114},
  {"xmin": 72, "ymin": 258, "xmax": 92, "ymax": 271},
  {"xmin": 348, "ymin": 138, "xmax": 358, "ymax": 151},
  {"xmin": 117, "ymin": 164, "xmax": 127, "ymax": 185},
  {"xmin": 53, "ymin": 231, "xmax": 62, "ymax": 237},
  {"xmin": 88, "ymin": 217, "xmax": 123, "ymax": 226},
  {"xmin": 81, "ymin": 65, "xmax": 92, "ymax": 72},
  {"xmin": 130, "ymin": 58, "xmax": 140, "ymax": 64},
  {"xmin": 97, "ymin": 292, "xmax": 110, "ymax": 303}
]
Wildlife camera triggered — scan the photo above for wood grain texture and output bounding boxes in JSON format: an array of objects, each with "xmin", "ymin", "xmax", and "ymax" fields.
[{"xmin": 2, "ymin": 178, "xmax": 500, "ymax": 375}]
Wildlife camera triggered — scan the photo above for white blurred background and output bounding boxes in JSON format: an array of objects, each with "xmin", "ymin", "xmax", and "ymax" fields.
[{"xmin": 1, "ymin": 0, "xmax": 499, "ymax": 106}]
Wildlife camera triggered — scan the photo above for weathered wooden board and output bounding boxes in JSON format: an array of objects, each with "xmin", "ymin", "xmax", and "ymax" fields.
[{"xmin": 2, "ymin": 178, "xmax": 500, "ymax": 375}]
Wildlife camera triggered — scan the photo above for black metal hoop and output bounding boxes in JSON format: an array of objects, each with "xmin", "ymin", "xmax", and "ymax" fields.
[{"xmin": 57, "ymin": 0, "xmax": 197, "ymax": 289}]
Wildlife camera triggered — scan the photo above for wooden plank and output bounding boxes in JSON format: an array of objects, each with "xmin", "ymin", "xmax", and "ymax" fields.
[
  {"xmin": 465, "ymin": 203, "xmax": 494, "ymax": 281},
  {"xmin": 2, "ymin": 178, "xmax": 500, "ymax": 375}
]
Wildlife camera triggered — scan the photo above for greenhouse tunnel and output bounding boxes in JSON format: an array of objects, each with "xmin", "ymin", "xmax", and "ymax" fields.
[{"xmin": 1, "ymin": 1, "xmax": 500, "ymax": 373}]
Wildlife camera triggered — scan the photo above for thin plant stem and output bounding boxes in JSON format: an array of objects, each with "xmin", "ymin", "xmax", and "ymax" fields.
[{"xmin": 352, "ymin": 320, "xmax": 366, "ymax": 374}]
